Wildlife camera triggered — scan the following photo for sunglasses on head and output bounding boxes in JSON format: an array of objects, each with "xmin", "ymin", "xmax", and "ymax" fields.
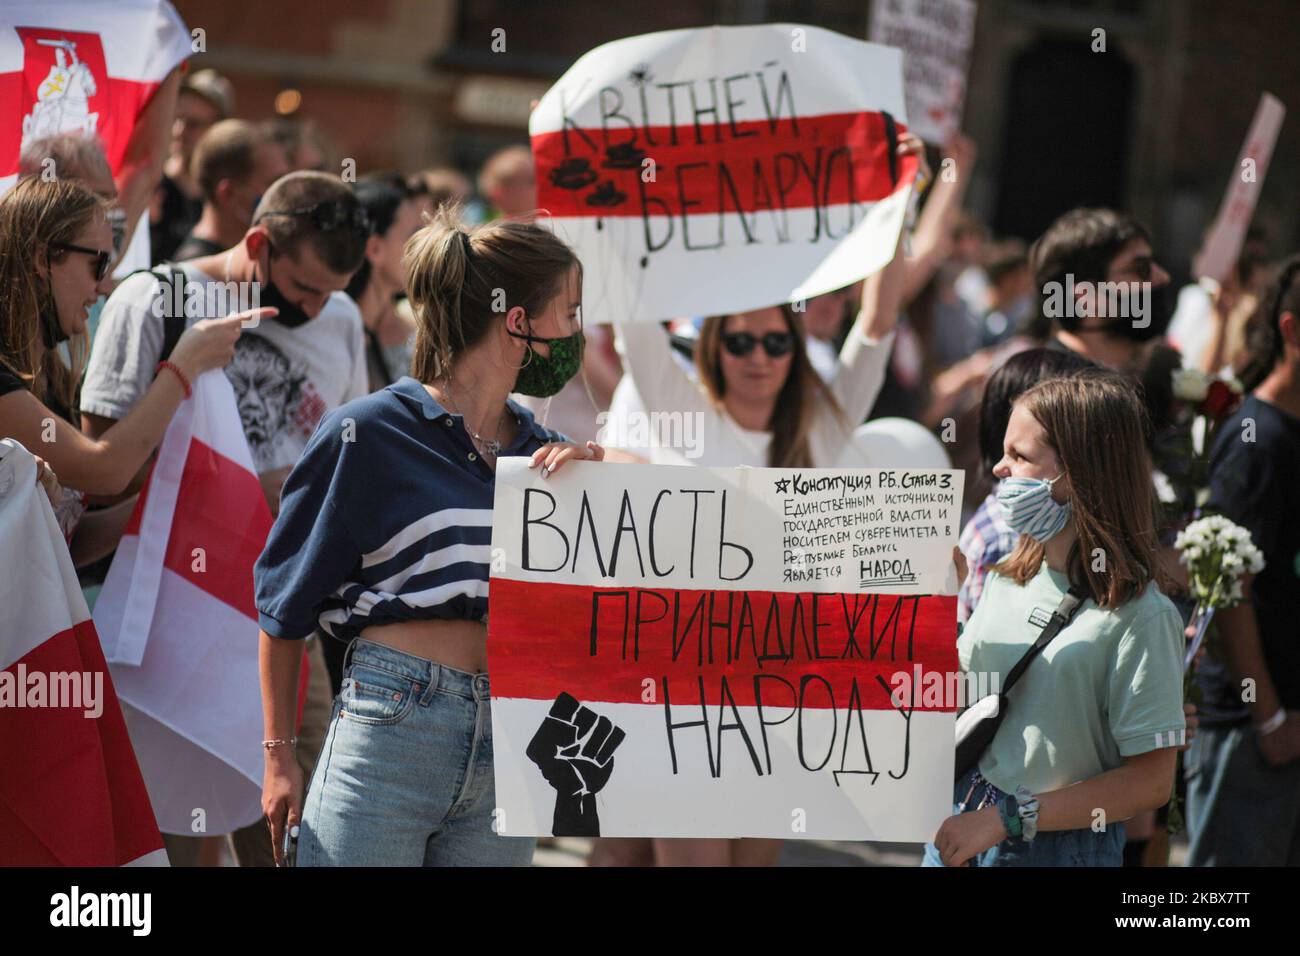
[
  {"xmin": 721, "ymin": 330, "xmax": 796, "ymax": 358},
  {"xmin": 52, "ymin": 241, "xmax": 112, "ymax": 282},
  {"xmin": 256, "ymin": 201, "xmax": 371, "ymax": 236}
]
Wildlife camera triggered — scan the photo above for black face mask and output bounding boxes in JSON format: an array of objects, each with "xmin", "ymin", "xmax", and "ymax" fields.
[
  {"xmin": 1102, "ymin": 283, "xmax": 1173, "ymax": 342},
  {"xmin": 257, "ymin": 251, "xmax": 312, "ymax": 327}
]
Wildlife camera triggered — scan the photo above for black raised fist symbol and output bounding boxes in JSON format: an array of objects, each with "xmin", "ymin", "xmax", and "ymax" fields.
[{"xmin": 526, "ymin": 692, "xmax": 626, "ymax": 836}]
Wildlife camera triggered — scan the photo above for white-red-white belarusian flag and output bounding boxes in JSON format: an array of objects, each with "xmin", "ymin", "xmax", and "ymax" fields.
[
  {"xmin": 530, "ymin": 24, "xmax": 917, "ymax": 324},
  {"xmin": 0, "ymin": 0, "xmax": 191, "ymax": 194},
  {"xmin": 94, "ymin": 371, "xmax": 274, "ymax": 837},
  {"xmin": 0, "ymin": 439, "xmax": 166, "ymax": 866}
]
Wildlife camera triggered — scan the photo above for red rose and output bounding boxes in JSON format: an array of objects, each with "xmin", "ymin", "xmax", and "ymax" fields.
[{"xmin": 1199, "ymin": 379, "xmax": 1241, "ymax": 421}]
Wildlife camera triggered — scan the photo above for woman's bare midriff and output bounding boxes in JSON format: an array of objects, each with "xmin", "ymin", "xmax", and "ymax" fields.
[{"xmin": 358, "ymin": 618, "xmax": 488, "ymax": 674}]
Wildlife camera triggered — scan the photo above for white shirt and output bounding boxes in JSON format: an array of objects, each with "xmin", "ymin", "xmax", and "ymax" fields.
[
  {"xmin": 82, "ymin": 262, "xmax": 369, "ymax": 474},
  {"xmin": 613, "ymin": 320, "xmax": 894, "ymax": 468}
]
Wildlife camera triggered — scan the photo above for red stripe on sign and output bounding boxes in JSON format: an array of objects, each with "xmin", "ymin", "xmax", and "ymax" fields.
[
  {"xmin": 0, "ymin": 620, "xmax": 163, "ymax": 865},
  {"xmin": 533, "ymin": 111, "xmax": 916, "ymax": 218},
  {"xmin": 162, "ymin": 437, "xmax": 273, "ymax": 619},
  {"xmin": 488, "ymin": 579, "xmax": 957, "ymax": 711}
]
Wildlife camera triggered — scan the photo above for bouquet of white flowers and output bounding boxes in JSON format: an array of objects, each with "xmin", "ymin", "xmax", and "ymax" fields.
[
  {"xmin": 1175, "ymin": 514, "xmax": 1265, "ymax": 671},
  {"xmin": 1167, "ymin": 514, "xmax": 1264, "ymax": 835}
]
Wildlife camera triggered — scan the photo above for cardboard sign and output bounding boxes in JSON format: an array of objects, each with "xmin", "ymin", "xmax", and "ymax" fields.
[
  {"xmin": 488, "ymin": 460, "xmax": 962, "ymax": 840},
  {"xmin": 530, "ymin": 24, "xmax": 916, "ymax": 324},
  {"xmin": 1193, "ymin": 92, "xmax": 1286, "ymax": 283},
  {"xmin": 870, "ymin": 0, "xmax": 977, "ymax": 144}
]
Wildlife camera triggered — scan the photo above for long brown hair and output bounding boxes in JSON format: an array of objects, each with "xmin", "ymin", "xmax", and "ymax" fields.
[
  {"xmin": 993, "ymin": 368, "xmax": 1160, "ymax": 608},
  {"xmin": 695, "ymin": 306, "xmax": 841, "ymax": 468},
  {"xmin": 403, "ymin": 204, "xmax": 579, "ymax": 383},
  {"xmin": 0, "ymin": 176, "xmax": 108, "ymax": 413}
]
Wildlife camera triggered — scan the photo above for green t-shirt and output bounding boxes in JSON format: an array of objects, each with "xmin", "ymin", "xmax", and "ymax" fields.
[{"xmin": 958, "ymin": 561, "xmax": 1186, "ymax": 795}]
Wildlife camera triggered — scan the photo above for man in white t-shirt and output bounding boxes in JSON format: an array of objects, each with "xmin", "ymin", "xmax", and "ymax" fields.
[
  {"xmin": 83, "ymin": 170, "xmax": 369, "ymax": 511},
  {"xmin": 80, "ymin": 170, "xmax": 369, "ymax": 868}
]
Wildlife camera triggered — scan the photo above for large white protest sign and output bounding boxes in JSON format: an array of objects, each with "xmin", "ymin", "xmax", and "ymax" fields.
[
  {"xmin": 870, "ymin": 0, "xmax": 977, "ymax": 144},
  {"xmin": 530, "ymin": 24, "xmax": 916, "ymax": 324},
  {"xmin": 1193, "ymin": 92, "xmax": 1286, "ymax": 283},
  {"xmin": 488, "ymin": 460, "xmax": 962, "ymax": 840}
]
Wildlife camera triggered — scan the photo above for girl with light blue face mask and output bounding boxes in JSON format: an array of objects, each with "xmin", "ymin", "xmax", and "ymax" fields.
[
  {"xmin": 996, "ymin": 472, "xmax": 1072, "ymax": 542},
  {"xmin": 928, "ymin": 370, "xmax": 1190, "ymax": 869}
]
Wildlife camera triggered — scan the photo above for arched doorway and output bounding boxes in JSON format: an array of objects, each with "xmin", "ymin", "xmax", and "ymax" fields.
[{"xmin": 994, "ymin": 36, "xmax": 1135, "ymax": 240}]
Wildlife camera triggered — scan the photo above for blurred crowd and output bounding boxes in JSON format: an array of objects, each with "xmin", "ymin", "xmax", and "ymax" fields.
[{"xmin": 4, "ymin": 58, "xmax": 1299, "ymax": 871}]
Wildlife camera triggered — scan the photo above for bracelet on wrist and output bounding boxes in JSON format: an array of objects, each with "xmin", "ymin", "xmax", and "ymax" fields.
[
  {"xmin": 1256, "ymin": 707, "xmax": 1287, "ymax": 736},
  {"xmin": 1015, "ymin": 786, "xmax": 1040, "ymax": 842},
  {"xmin": 262, "ymin": 737, "xmax": 297, "ymax": 752},
  {"xmin": 156, "ymin": 359, "xmax": 192, "ymax": 399},
  {"xmin": 998, "ymin": 795, "xmax": 1022, "ymax": 841}
]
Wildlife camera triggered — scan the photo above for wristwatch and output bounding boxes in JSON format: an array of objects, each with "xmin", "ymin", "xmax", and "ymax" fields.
[{"xmin": 998, "ymin": 795, "xmax": 1023, "ymax": 840}]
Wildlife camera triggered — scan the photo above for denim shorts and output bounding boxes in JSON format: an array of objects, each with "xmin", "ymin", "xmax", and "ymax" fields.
[
  {"xmin": 922, "ymin": 765, "xmax": 1125, "ymax": 867},
  {"xmin": 297, "ymin": 638, "xmax": 536, "ymax": 866}
]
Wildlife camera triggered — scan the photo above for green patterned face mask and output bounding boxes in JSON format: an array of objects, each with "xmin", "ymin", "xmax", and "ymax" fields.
[{"xmin": 509, "ymin": 326, "xmax": 584, "ymax": 398}]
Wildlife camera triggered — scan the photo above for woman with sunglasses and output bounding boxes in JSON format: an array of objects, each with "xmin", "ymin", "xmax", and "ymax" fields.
[
  {"xmin": 0, "ymin": 177, "xmax": 267, "ymax": 515},
  {"xmin": 613, "ymin": 135, "xmax": 926, "ymax": 472},
  {"xmin": 605, "ymin": 136, "xmax": 924, "ymax": 868}
]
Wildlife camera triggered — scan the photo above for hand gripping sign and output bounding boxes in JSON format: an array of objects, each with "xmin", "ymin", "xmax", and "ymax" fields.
[
  {"xmin": 530, "ymin": 24, "xmax": 916, "ymax": 324},
  {"xmin": 488, "ymin": 460, "xmax": 963, "ymax": 840}
]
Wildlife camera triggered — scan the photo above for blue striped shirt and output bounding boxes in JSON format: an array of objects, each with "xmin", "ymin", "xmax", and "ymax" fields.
[{"xmin": 254, "ymin": 376, "xmax": 566, "ymax": 641}]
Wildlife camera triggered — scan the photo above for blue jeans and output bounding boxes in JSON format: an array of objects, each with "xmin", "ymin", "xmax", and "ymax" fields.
[
  {"xmin": 1185, "ymin": 721, "xmax": 1300, "ymax": 866},
  {"xmin": 922, "ymin": 765, "xmax": 1125, "ymax": 867},
  {"xmin": 298, "ymin": 639, "xmax": 536, "ymax": 866}
]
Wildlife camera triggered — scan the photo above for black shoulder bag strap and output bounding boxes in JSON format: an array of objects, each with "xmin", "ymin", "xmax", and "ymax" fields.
[
  {"xmin": 120, "ymin": 264, "xmax": 188, "ymax": 361},
  {"xmin": 953, "ymin": 583, "xmax": 1089, "ymax": 782},
  {"xmin": 1001, "ymin": 584, "xmax": 1089, "ymax": 696}
]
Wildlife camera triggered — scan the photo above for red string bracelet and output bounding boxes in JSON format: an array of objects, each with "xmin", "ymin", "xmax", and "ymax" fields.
[{"xmin": 156, "ymin": 359, "xmax": 192, "ymax": 399}]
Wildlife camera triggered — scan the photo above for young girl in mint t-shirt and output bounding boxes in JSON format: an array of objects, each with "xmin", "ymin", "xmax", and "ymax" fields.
[{"xmin": 927, "ymin": 368, "xmax": 1187, "ymax": 867}]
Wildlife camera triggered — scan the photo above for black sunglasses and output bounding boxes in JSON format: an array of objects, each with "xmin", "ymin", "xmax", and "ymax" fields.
[
  {"xmin": 256, "ymin": 201, "xmax": 371, "ymax": 236},
  {"xmin": 52, "ymin": 242, "xmax": 112, "ymax": 282},
  {"xmin": 722, "ymin": 330, "xmax": 796, "ymax": 358}
]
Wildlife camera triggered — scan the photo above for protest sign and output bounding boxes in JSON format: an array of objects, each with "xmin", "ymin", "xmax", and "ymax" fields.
[
  {"xmin": 488, "ymin": 460, "xmax": 962, "ymax": 840},
  {"xmin": 1193, "ymin": 92, "xmax": 1286, "ymax": 283},
  {"xmin": 870, "ymin": 0, "xmax": 976, "ymax": 144},
  {"xmin": 530, "ymin": 24, "xmax": 916, "ymax": 324}
]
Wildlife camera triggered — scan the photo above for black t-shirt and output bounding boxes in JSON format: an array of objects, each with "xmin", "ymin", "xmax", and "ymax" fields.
[
  {"xmin": 151, "ymin": 174, "xmax": 201, "ymax": 266},
  {"xmin": 1197, "ymin": 394, "xmax": 1300, "ymax": 721},
  {"xmin": 0, "ymin": 361, "xmax": 73, "ymax": 424}
]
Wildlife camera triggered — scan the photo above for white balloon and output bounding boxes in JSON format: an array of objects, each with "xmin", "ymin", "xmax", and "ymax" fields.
[{"xmin": 836, "ymin": 418, "xmax": 951, "ymax": 469}]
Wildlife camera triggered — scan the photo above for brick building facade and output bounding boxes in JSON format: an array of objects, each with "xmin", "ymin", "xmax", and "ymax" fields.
[{"xmin": 178, "ymin": 0, "xmax": 1299, "ymax": 275}]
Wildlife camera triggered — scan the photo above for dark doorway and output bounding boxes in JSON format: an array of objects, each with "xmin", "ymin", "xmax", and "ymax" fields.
[{"xmin": 994, "ymin": 36, "xmax": 1135, "ymax": 241}]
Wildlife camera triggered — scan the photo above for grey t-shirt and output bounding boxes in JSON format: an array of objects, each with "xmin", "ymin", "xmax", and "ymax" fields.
[{"xmin": 81, "ymin": 262, "xmax": 369, "ymax": 474}]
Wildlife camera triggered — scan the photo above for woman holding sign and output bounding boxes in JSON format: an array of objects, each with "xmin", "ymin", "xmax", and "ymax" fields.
[
  {"xmin": 254, "ymin": 206, "xmax": 604, "ymax": 866},
  {"xmin": 596, "ymin": 135, "xmax": 925, "ymax": 867},
  {"xmin": 927, "ymin": 368, "xmax": 1187, "ymax": 867}
]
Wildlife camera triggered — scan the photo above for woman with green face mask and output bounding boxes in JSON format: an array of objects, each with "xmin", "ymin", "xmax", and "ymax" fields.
[{"xmin": 255, "ymin": 205, "xmax": 605, "ymax": 867}]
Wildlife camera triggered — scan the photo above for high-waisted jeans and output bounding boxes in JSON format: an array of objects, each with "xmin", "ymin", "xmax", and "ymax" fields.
[
  {"xmin": 297, "ymin": 638, "xmax": 536, "ymax": 866},
  {"xmin": 922, "ymin": 765, "xmax": 1125, "ymax": 867}
]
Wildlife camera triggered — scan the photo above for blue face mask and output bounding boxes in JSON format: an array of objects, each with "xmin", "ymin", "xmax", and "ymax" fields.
[{"xmin": 997, "ymin": 474, "xmax": 1072, "ymax": 542}]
